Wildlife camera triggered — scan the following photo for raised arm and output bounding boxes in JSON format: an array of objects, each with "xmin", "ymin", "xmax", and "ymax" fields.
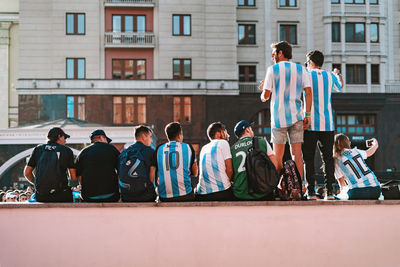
[{"xmin": 366, "ymin": 138, "xmax": 379, "ymax": 158}]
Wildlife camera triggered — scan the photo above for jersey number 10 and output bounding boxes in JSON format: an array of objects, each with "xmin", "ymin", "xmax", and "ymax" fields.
[{"xmin": 164, "ymin": 151, "xmax": 180, "ymax": 171}]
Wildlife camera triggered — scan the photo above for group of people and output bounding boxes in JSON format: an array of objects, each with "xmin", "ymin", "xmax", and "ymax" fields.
[
  {"xmin": 18, "ymin": 41, "xmax": 381, "ymax": 203},
  {"xmin": 0, "ymin": 187, "xmax": 33, "ymax": 202}
]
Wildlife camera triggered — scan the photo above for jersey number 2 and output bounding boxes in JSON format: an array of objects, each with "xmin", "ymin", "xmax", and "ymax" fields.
[{"xmin": 235, "ymin": 151, "xmax": 247, "ymax": 173}]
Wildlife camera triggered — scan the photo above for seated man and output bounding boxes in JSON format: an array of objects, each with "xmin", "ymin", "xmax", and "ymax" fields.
[
  {"xmin": 119, "ymin": 125, "xmax": 157, "ymax": 202},
  {"xmin": 231, "ymin": 120, "xmax": 278, "ymax": 200},
  {"xmin": 150, "ymin": 122, "xmax": 198, "ymax": 202},
  {"xmin": 75, "ymin": 129, "xmax": 120, "ymax": 202},
  {"xmin": 196, "ymin": 122, "xmax": 234, "ymax": 201}
]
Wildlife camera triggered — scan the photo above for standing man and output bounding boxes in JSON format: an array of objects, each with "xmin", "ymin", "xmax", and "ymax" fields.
[
  {"xmin": 196, "ymin": 122, "xmax": 234, "ymax": 201},
  {"xmin": 119, "ymin": 125, "xmax": 156, "ymax": 202},
  {"xmin": 75, "ymin": 129, "xmax": 120, "ymax": 202},
  {"xmin": 259, "ymin": 41, "xmax": 312, "ymax": 179},
  {"xmin": 231, "ymin": 120, "xmax": 278, "ymax": 200},
  {"xmin": 150, "ymin": 122, "xmax": 198, "ymax": 202},
  {"xmin": 303, "ymin": 50, "xmax": 343, "ymax": 200},
  {"xmin": 24, "ymin": 127, "xmax": 76, "ymax": 202}
]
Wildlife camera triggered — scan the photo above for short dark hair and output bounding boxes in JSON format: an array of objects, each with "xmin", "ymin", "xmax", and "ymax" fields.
[
  {"xmin": 207, "ymin": 122, "xmax": 226, "ymax": 140},
  {"xmin": 306, "ymin": 50, "xmax": 324, "ymax": 67},
  {"xmin": 271, "ymin": 41, "xmax": 292, "ymax": 60},
  {"xmin": 165, "ymin": 122, "xmax": 182, "ymax": 141},
  {"xmin": 134, "ymin": 125, "xmax": 152, "ymax": 139}
]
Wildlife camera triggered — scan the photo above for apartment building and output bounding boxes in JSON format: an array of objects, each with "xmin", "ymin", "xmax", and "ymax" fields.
[{"xmin": 16, "ymin": 0, "xmax": 400, "ymax": 172}]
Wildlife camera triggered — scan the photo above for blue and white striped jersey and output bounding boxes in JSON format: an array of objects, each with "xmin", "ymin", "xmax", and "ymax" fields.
[
  {"xmin": 197, "ymin": 139, "xmax": 232, "ymax": 195},
  {"xmin": 153, "ymin": 141, "xmax": 195, "ymax": 198},
  {"xmin": 307, "ymin": 69, "xmax": 341, "ymax": 131},
  {"xmin": 334, "ymin": 148, "xmax": 380, "ymax": 189},
  {"xmin": 263, "ymin": 61, "xmax": 311, "ymax": 128}
]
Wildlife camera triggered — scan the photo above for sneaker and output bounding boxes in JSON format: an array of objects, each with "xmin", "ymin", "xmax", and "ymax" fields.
[{"xmin": 324, "ymin": 193, "xmax": 335, "ymax": 200}]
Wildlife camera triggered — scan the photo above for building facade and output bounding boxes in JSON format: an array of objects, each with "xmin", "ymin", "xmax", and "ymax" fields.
[{"xmin": 16, "ymin": 0, "xmax": 400, "ymax": 173}]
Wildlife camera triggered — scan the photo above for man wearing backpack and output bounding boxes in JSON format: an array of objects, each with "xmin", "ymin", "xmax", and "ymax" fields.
[
  {"xmin": 150, "ymin": 122, "xmax": 198, "ymax": 202},
  {"xmin": 75, "ymin": 129, "xmax": 120, "ymax": 202},
  {"xmin": 119, "ymin": 125, "xmax": 156, "ymax": 202},
  {"xmin": 24, "ymin": 127, "xmax": 76, "ymax": 202},
  {"xmin": 231, "ymin": 120, "xmax": 278, "ymax": 200}
]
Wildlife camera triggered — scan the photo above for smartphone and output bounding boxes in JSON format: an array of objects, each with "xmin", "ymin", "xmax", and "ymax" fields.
[{"xmin": 366, "ymin": 139, "xmax": 374, "ymax": 147}]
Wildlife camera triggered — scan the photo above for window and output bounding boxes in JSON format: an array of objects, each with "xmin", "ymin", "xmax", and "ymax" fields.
[
  {"xmin": 67, "ymin": 96, "xmax": 86, "ymax": 120},
  {"xmin": 331, "ymin": 0, "xmax": 340, "ymax": 3},
  {"xmin": 173, "ymin": 96, "xmax": 191, "ymax": 123},
  {"xmin": 113, "ymin": 96, "xmax": 146, "ymax": 125},
  {"xmin": 238, "ymin": 24, "xmax": 256, "ymax": 44},
  {"xmin": 370, "ymin": 0, "xmax": 378, "ymax": 4},
  {"xmin": 280, "ymin": 25, "xmax": 297, "ymax": 45},
  {"xmin": 239, "ymin": 66, "xmax": 256, "ymax": 82},
  {"xmin": 173, "ymin": 59, "xmax": 191, "ymax": 80},
  {"xmin": 112, "ymin": 59, "xmax": 146, "ymax": 80},
  {"xmin": 250, "ymin": 109, "xmax": 271, "ymax": 135},
  {"xmin": 344, "ymin": 0, "xmax": 365, "ymax": 3},
  {"xmin": 66, "ymin": 13, "xmax": 85, "ymax": 35},
  {"xmin": 66, "ymin": 58, "xmax": 85, "ymax": 79},
  {"xmin": 346, "ymin": 64, "xmax": 366, "ymax": 84},
  {"xmin": 336, "ymin": 114, "xmax": 376, "ymax": 135},
  {"xmin": 332, "ymin": 22, "xmax": 341, "ymax": 42},
  {"xmin": 371, "ymin": 64, "xmax": 379, "ymax": 84},
  {"xmin": 112, "ymin": 15, "xmax": 145, "ymax": 32},
  {"xmin": 370, "ymin": 23, "xmax": 379, "ymax": 43},
  {"xmin": 172, "ymin": 15, "xmax": 191, "ymax": 36},
  {"xmin": 279, "ymin": 0, "xmax": 297, "ymax": 7},
  {"xmin": 345, "ymin": 23, "xmax": 365, "ymax": 42},
  {"xmin": 238, "ymin": 0, "xmax": 255, "ymax": 6}
]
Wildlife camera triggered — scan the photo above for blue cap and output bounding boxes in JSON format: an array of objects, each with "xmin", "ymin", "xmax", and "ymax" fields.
[
  {"xmin": 90, "ymin": 129, "xmax": 112, "ymax": 144},
  {"xmin": 234, "ymin": 120, "xmax": 254, "ymax": 138}
]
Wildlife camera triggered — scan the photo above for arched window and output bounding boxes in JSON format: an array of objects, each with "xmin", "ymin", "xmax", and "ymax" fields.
[{"xmin": 250, "ymin": 109, "xmax": 271, "ymax": 136}]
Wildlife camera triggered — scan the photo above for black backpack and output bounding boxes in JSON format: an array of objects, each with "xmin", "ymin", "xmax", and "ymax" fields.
[
  {"xmin": 35, "ymin": 144, "xmax": 67, "ymax": 194},
  {"xmin": 118, "ymin": 148, "xmax": 151, "ymax": 195},
  {"xmin": 245, "ymin": 137, "xmax": 279, "ymax": 195},
  {"xmin": 381, "ymin": 180, "xmax": 400, "ymax": 199},
  {"xmin": 277, "ymin": 160, "xmax": 304, "ymax": 201}
]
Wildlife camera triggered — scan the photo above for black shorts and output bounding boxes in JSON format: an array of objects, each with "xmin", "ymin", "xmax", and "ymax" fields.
[
  {"xmin": 36, "ymin": 188, "xmax": 73, "ymax": 203},
  {"xmin": 159, "ymin": 192, "xmax": 195, "ymax": 202},
  {"xmin": 195, "ymin": 188, "xmax": 234, "ymax": 201}
]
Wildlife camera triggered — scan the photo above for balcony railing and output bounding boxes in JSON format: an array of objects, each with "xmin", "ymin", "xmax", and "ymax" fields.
[
  {"xmin": 239, "ymin": 82, "xmax": 259, "ymax": 93},
  {"xmin": 104, "ymin": 0, "xmax": 155, "ymax": 7},
  {"xmin": 104, "ymin": 32, "xmax": 155, "ymax": 48},
  {"xmin": 385, "ymin": 82, "xmax": 400, "ymax": 93}
]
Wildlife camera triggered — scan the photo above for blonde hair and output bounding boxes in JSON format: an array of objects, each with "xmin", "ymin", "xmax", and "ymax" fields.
[{"xmin": 333, "ymin": 133, "xmax": 350, "ymax": 159}]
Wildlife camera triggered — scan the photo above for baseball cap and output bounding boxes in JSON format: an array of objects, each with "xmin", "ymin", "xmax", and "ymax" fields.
[
  {"xmin": 47, "ymin": 127, "xmax": 70, "ymax": 139},
  {"xmin": 6, "ymin": 192, "xmax": 16, "ymax": 199},
  {"xmin": 90, "ymin": 129, "xmax": 112, "ymax": 144},
  {"xmin": 234, "ymin": 120, "xmax": 254, "ymax": 138}
]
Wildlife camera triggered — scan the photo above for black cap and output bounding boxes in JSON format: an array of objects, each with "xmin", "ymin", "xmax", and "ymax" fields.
[
  {"xmin": 234, "ymin": 120, "xmax": 254, "ymax": 138},
  {"xmin": 47, "ymin": 127, "xmax": 70, "ymax": 139},
  {"xmin": 90, "ymin": 129, "xmax": 112, "ymax": 144}
]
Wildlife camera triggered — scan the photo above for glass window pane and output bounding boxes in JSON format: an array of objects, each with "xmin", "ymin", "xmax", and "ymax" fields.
[
  {"xmin": 138, "ymin": 97, "xmax": 146, "ymax": 123},
  {"xmin": 173, "ymin": 97, "xmax": 181, "ymax": 122},
  {"xmin": 136, "ymin": 60, "xmax": 146, "ymax": 80},
  {"xmin": 113, "ymin": 16, "xmax": 121, "ymax": 32},
  {"xmin": 346, "ymin": 65, "xmax": 355, "ymax": 83},
  {"xmin": 289, "ymin": 25, "xmax": 296, "ymax": 44},
  {"xmin": 238, "ymin": 25, "xmax": 245, "ymax": 44},
  {"xmin": 125, "ymin": 16, "xmax": 133, "ymax": 32},
  {"xmin": 184, "ymin": 97, "xmax": 191, "ymax": 122},
  {"xmin": 125, "ymin": 60, "xmax": 134, "ymax": 80},
  {"xmin": 280, "ymin": 25, "xmax": 286, "ymax": 42},
  {"xmin": 345, "ymin": 24, "xmax": 354, "ymax": 42},
  {"xmin": 67, "ymin": 59, "xmax": 74, "ymax": 79},
  {"xmin": 248, "ymin": 25, "xmax": 255, "ymax": 44},
  {"xmin": 248, "ymin": 0, "xmax": 255, "ymax": 5},
  {"xmin": 348, "ymin": 115, "xmax": 355, "ymax": 125},
  {"xmin": 289, "ymin": 0, "xmax": 296, "ymax": 6},
  {"xmin": 112, "ymin": 60, "xmax": 121, "ymax": 79},
  {"xmin": 348, "ymin": 127, "xmax": 356, "ymax": 133},
  {"xmin": 77, "ymin": 59, "xmax": 85, "ymax": 79},
  {"xmin": 332, "ymin": 23, "xmax": 340, "ymax": 42},
  {"xmin": 238, "ymin": 0, "xmax": 245, "ymax": 5},
  {"xmin": 370, "ymin": 23, "xmax": 378, "ymax": 42},
  {"xmin": 67, "ymin": 96, "xmax": 74, "ymax": 118},
  {"xmin": 370, "ymin": 0, "xmax": 378, "ymax": 4},
  {"xmin": 125, "ymin": 99, "xmax": 134, "ymax": 124},
  {"xmin": 356, "ymin": 127, "xmax": 363, "ymax": 133},
  {"xmin": 77, "ymin": 14, "xmax": 85, "ymax": 34},
  {"xmin": 183, "ymin": 16, "xmax": 191, "ymax": 35},
  {"xmin": 331, "ymin": 0, "xmax": 340, "ymax": 3},
  {"xmin": 345, "ymin": 0, "xmax": 353, "ymax": 3},
  {"xmin": 279, "ymin": 0, "xmax": 286, "ymax": 6},
  {"xmin": 137, "ymin": 16, "xmax": 146, "ymax": 33},
  {"xmin": 184, "ymin": 60, "xmax": 191, "ymax": 78},
  {"xmin": 248, "ymin": 66, "xmax": 256, "ymax": 82},
  {"xmin": 78, "ymin": 96, "xmax": 85, "ymax": 120},
  {"xmin": 173, "ymin": 60, "xmax": 180, "ymax": 77},
  {"xmin": 67, "ymin": 14, "xmax": 74, "ymax": 34},
  {"xmin": 355, "ymin": 0, "xmax": 364, "ymax": 3},
  {"xmin": 355, "ymin": 23, "xmax": 365, "ymax": 42},
  {"xmin": 173, "ymin": 16, "xmax": 180, "ymax": 35},
  {"xmin": 357, "ymin": 65, "xmax": 366, "ymax": 83},
  {"xmin": 239, "ymin": 66, "xmax": 245, "ymax": 82}
]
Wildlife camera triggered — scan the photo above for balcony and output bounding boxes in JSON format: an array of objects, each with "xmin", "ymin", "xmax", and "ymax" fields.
[
  {"xmin": 104, "ymin": 32, "xmax": 156, "ymax": 48},
  {"xmin": 17, "ymin": 79, "xmax": 239, "ymax": 96},
  {"xmin": 104, "ymin": 0, "xmax": 155, "ymax": 8},
  {"xmin": 239, "ymin": 82, "xmax": 259, "ymax": 93}
]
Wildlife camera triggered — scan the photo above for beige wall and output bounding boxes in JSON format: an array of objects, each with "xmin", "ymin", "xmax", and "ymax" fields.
[{"xmin": 0, "ymin": 203, "xmax": 400, "ymax": 267}]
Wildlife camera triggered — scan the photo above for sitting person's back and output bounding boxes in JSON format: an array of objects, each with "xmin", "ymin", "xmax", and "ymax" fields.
[{"xmin": 334, "ymin": 133, "xmax": 381, "ymax": 200}]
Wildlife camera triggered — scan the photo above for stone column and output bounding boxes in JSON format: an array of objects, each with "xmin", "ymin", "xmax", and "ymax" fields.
[{"xmin": 0, "ymin": 22, "xmax": 11, "ymax": 128}]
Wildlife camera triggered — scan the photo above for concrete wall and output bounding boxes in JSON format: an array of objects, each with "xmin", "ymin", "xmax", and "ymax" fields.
[{"xmin": 1, "ymin": 202, "xmax": 400, "ymax": 267}]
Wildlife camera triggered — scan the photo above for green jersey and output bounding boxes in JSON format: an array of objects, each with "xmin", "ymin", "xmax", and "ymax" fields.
[{"xmin": 230, "ymin": 136, "xmax": 272, "ymax": 200}]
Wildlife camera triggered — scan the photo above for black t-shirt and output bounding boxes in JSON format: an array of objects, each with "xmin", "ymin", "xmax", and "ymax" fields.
[
  {"xmin": 75, "ymin": 142, "xmax": 120, "ymax": 199},
  {"xmin": 27, "ymin": 142, "xmax": 75, "ymax": 184}
]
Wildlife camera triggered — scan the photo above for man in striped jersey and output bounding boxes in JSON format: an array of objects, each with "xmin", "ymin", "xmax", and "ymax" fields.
[
  {"xmin": 196, "ymin": 122, "xmax": 234, "ymax": 201},
  {"xmin": 259, "ymin": 41, "xmax": 312, "ymax": 180},
  {"xmin": 303, "ymin": 50, "xmax": 343, "ymax": 200},
  {"xmin": 150, "ymin": 122, "xmax": 198, "ymax": 202}
]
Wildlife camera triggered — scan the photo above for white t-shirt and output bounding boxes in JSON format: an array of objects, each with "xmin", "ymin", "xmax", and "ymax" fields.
[{"xmin": 197, "ymin": 139, "xmax": 232, "ymax": 194}]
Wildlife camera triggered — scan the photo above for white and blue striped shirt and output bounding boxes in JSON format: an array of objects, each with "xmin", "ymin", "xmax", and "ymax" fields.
[
  {"xmin": 334, "ymin": 148, "xmax": 380, "ymax": 189},
  {"xmin": 307, "ymin": 69, "xmax": 341, "ymax": 131},
  {"xmin": 263, "ymin": 61, "xmax": 311, "ymax": 128},
  {"xmin": 154, "ymin": 141, "xmax": 195, "ymax": 198},
  {"xmin": 197, "ymin": 139, "xmax": 232, "ymax": 195}
]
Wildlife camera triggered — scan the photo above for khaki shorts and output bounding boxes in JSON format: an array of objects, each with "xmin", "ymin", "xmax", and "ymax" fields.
[{"xmin": 271, "ymin": 120, "xmax": 304, "ymax": 144}]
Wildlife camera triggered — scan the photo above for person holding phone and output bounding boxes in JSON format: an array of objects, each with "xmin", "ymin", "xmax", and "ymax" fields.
[{"xmin": 333, "ymin": 133, "xmax": 381, "ymax": 200}]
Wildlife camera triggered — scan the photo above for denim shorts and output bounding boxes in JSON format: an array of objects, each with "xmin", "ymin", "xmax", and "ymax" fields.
[{"xmin": 271, "ymin": 120, "xmax": 304, "ymax": 144}]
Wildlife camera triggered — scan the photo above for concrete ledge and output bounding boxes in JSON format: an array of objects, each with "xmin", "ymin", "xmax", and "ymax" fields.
[{"xmin": 1, "ymin": 200, "xmax": 400, "ymax": 209}]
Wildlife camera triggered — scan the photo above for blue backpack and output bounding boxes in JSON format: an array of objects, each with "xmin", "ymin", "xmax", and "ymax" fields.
[{"xmin": 118, "ymin": 148, "xmax": 151, "ymax": 195}]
